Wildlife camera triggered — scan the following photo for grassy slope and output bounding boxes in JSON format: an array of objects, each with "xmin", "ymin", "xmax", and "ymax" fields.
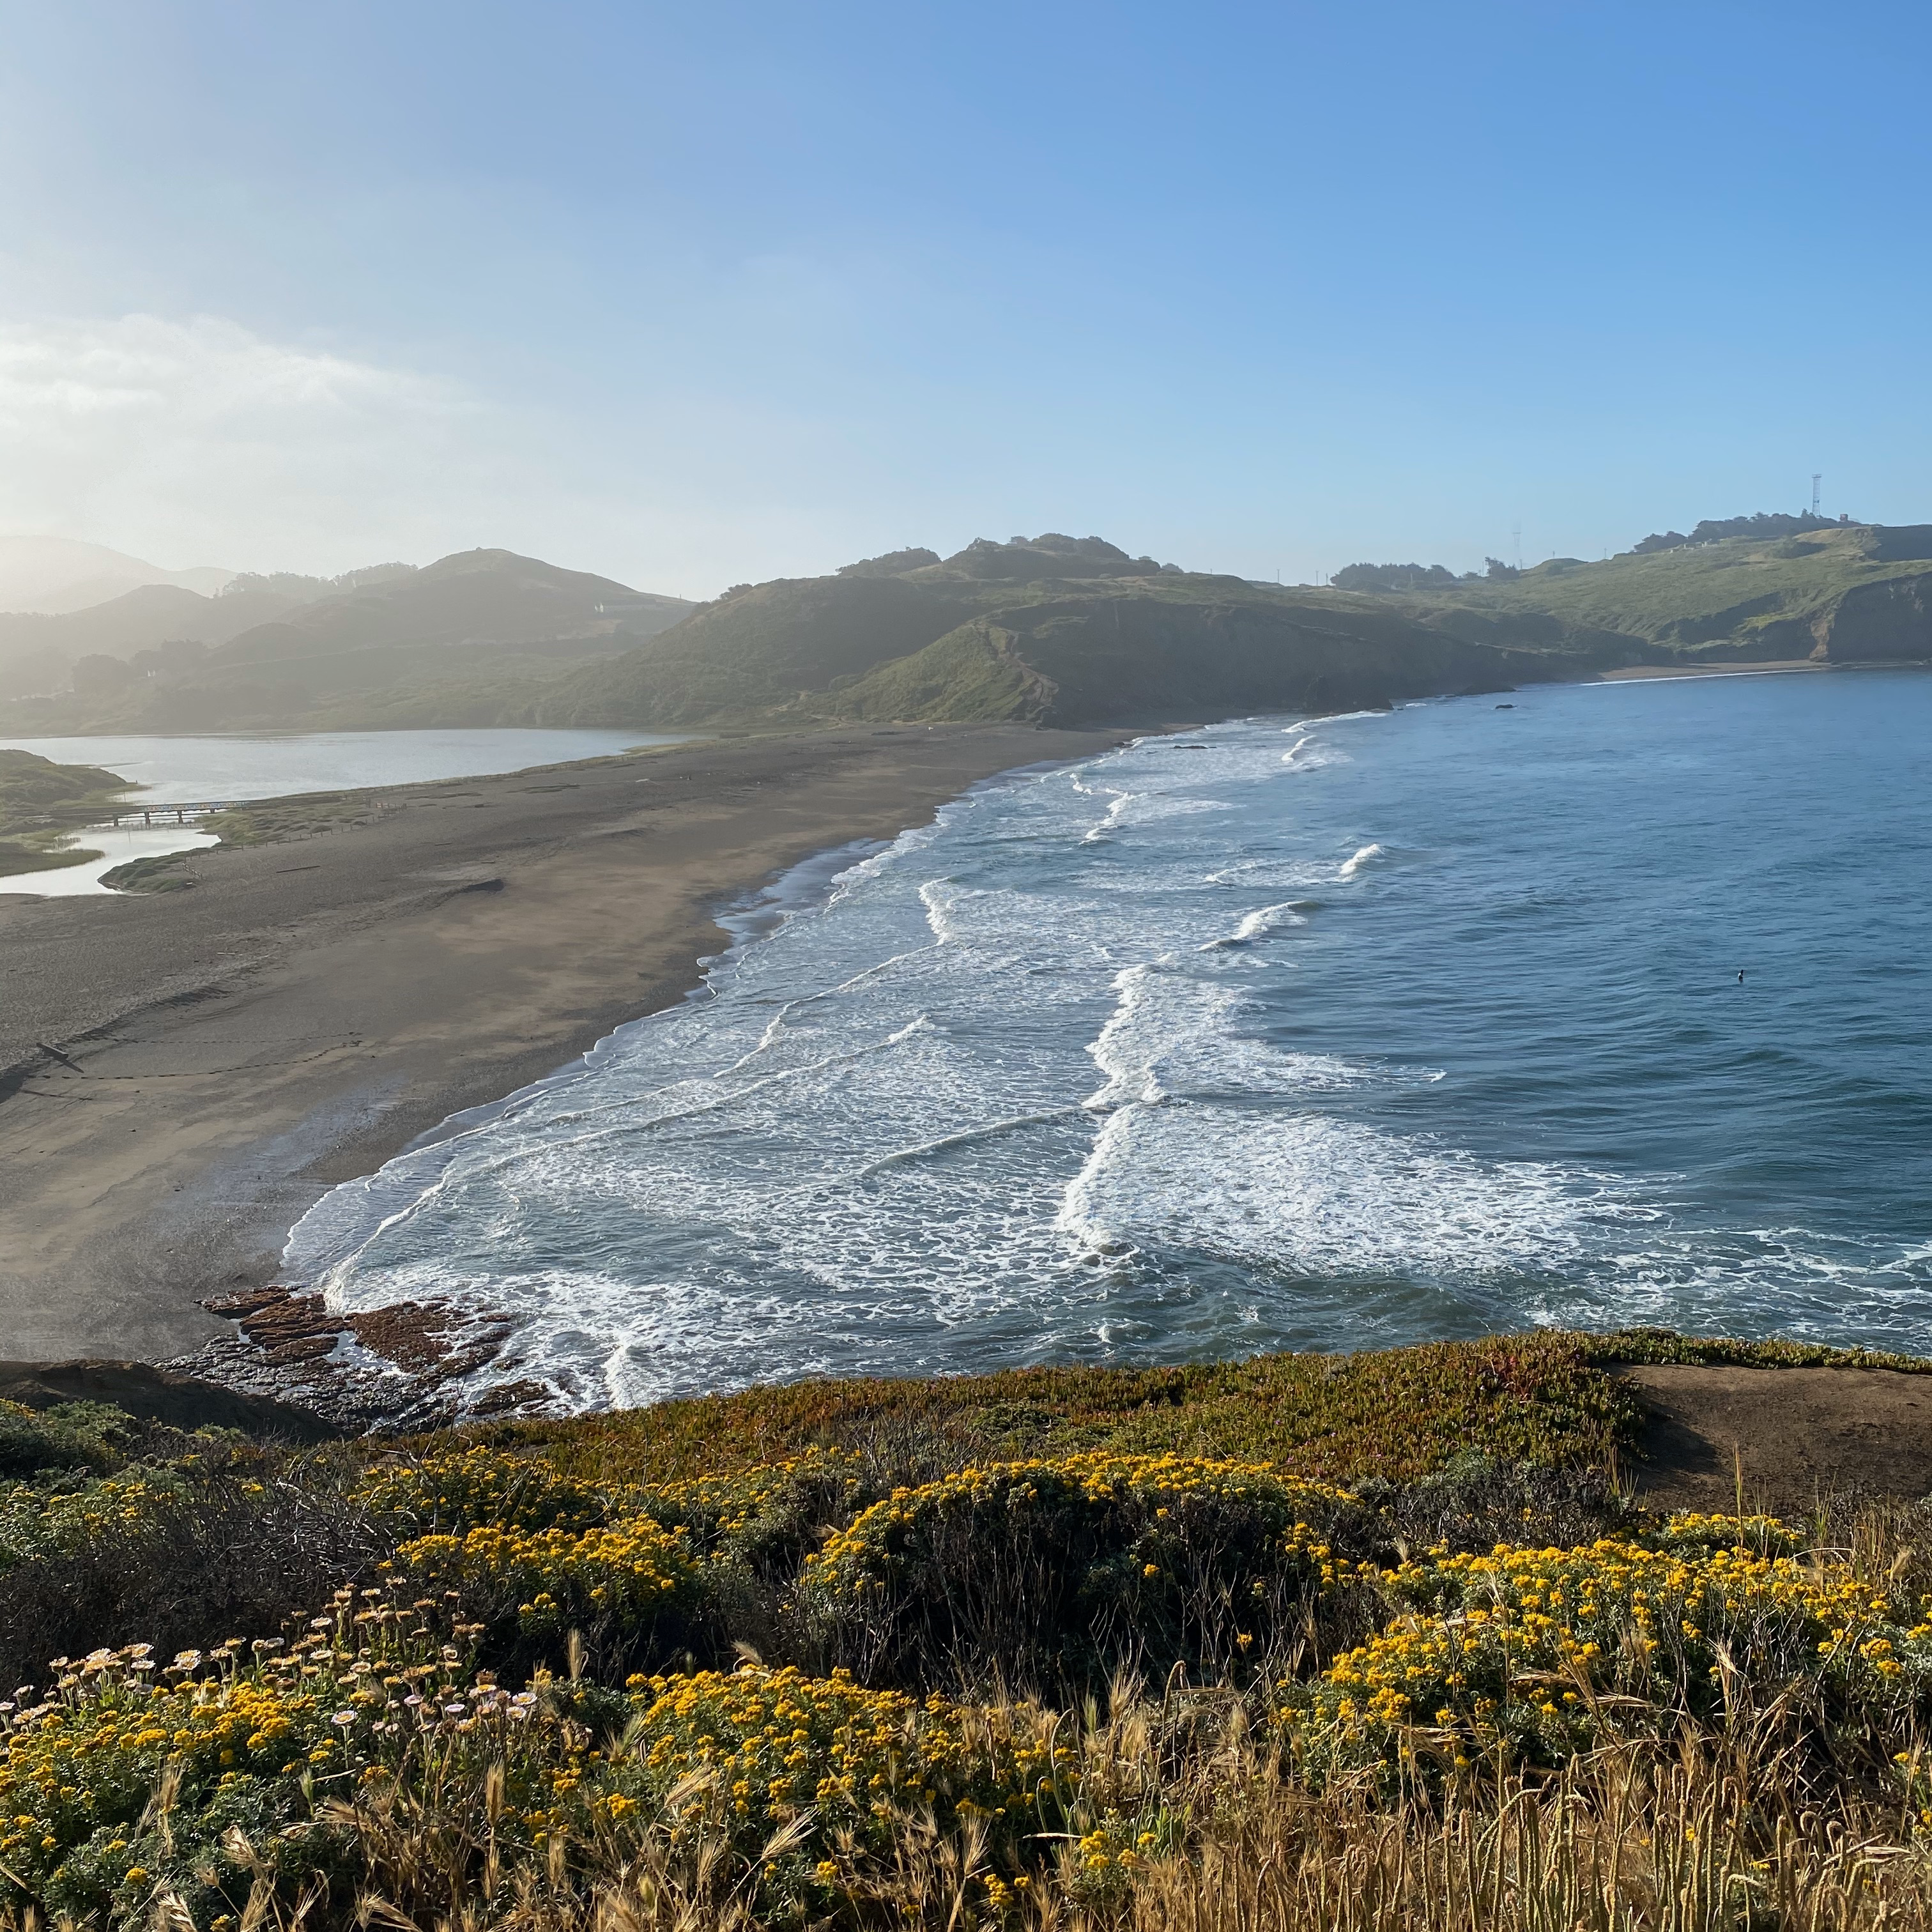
[
  {"xmin": 498, "ymin": 1328, "xmax": 1932, "ymax": 1488},
  {"xmin": 0, "ymin": 748, "xmax": 130, "ymax": 873},
  {"xmin": 537, "ymin": 562, "xmax": 1600, "ymax": 732},
  {"xmin": 1384, "ymin": 524, "xmax": 1932, "ymax": 662},
  {"xmin": 537, "ymin": 525, "xmax": 1932, "ymax": 737},
  {"xmin": 5, "ymin": 1329, "xmax": 1932, "ymax": 1926}
]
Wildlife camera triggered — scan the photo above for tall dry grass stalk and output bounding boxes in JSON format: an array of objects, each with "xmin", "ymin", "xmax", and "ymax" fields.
[
  {"xmin": 204, "ymin": 1701, "xmax": 1932, "ymax": 1932},
  {"xmin": 1073, "ymin": 1751, "xmax": 1932, "ymax": 1931}
]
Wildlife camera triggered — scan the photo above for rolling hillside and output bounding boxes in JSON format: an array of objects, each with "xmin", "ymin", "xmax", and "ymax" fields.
[
  {"xmin": 12, "ymin": 519, "xmax": 1927, "ymax": 740},
  {"xmin": 1361, "ymin": 519, "xmax": 1932, "ymax": 664},
  {"xmin": 530, "ymin": 533, "xmax": 1580, "ymax": 730},
  {"xmin": 0, "ymin": 584, "xmax": 319, "ymax": 699},
  {"xmin": 0, "ymin": 550, "xmax": 693, "ymax": 730}
]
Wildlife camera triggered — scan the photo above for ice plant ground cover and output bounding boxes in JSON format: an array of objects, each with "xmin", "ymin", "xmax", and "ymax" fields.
[{"xmin": 6, "ymin": 1333, "xmax": 1932, "ymax": 1924}]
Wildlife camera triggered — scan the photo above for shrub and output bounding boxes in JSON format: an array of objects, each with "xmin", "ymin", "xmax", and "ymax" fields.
[
  {"xmin": 638, "ymin": 1450, "xmax": 873, "ymax": 1577},
  {"xmin": 0, "ymin": 1613, "xmax": 1066, "ymax": 1927},
  {"xmin": 1365, "ymin": 1450, "xmax": 1634, "ymax": 1558},
  {"xmin": 805, "ymin": 1453, "xmax": 1378, "ymax": 1694},
  {"xmin": 352, "ymin": 1445, "xmax": 610, "ymax": 1534},
  {"xmin": 0, "ymin": 1402, "xmax": 125, "ymax": 1480},
  {"xmin": 394, "ymin": 1515, "xmax": 704, "ymax": 1678},
  {"xmin": 0, "ymin": 1465, "xmax": 388, "ymax": 1690},
  {"xmin": 615, "ymin": 1664, "xmax": 1069, "ymax": 1904},
  {"xmin": 1285, "ymin": 1524, "xmax": 1932, "ymax": 1785}
]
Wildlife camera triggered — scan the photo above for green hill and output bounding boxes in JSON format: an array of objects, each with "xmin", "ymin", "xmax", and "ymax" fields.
[
  {"xmin": 13, "ymin": 519, "xmax": 1924, "ymax": 741},
  {"xmin": 0, "ymin": 749, "xmax": 130, "ymax": 875},
  {"xmin": 530, "ymin": 533, "xmax": 1586, "ymax": 730},
  {"xmin": 1351, "ymin": 518, "xmax": 1932, "ymax": 665}
]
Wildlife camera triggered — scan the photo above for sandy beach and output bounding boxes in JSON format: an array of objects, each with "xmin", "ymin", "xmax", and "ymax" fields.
[
  {"xmin": 0, "ymin": 724, "xmax": 1126, "ymax": 1362},
  {"xmin": 1594, "ymin": 658, "xmax": 1831, "ymax": 680}
]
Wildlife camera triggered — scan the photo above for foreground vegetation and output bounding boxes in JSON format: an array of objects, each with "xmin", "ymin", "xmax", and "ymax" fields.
[{"xmin": 7, "ymin": 1331, "xmax": 1932, "ymax": 1927}]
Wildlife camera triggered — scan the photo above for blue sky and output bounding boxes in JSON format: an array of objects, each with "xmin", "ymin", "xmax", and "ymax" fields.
[{"xmin": 1, "ymin": 0, "xmax": 1928, "ymax": 594}]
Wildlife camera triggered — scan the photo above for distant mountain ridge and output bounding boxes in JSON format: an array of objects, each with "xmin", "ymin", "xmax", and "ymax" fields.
[
  {"xmin": 0, "ymin": 549, "xmax": 694, "ymax": 727},
  {"xmin": 0, "ymin": 537, "xmax": 233, "ymax": 615},
  {"xmin": 1330, "ymin": 517, "xmax": 1932, "ymax": 665},
  {"xmin": 13, "ymin": 517, "xmax": 1932, "ymax": 740}
]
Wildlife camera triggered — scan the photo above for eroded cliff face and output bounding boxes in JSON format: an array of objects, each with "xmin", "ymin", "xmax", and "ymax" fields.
[
  {"xmin": 997, "ymin": 594, "xmax": 1555, "ymax": 726},
  {"xmin": 1813, "ymin": 575, "xmax": 1932, "ymax": 661}
]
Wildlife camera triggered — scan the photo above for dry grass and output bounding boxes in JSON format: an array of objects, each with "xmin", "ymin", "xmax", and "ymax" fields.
[{"xmin": 75, "ymin": 1689, "xmax": 1932, "ymax": 1932}]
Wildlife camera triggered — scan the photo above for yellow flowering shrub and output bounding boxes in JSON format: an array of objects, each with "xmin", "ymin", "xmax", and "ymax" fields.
[
  {"xmin": 806, "ymin": 1452, "xmax": 1376, "ymax": 1689},
  {"xmin": 353, "ymin": 1445, "xmax": 610, "ymax": 1535},
  {"xmin": 636, "ymin": 1449, "xmax": 871, "ymax": 1569},
  {"xmin": 0, "ymin": 1471, "xmax": 188, "ymax": 1570},
  {"xmin": 1656, "ymin": 1510, "xmax": 1802, "ymax": 1557},
  {"xmin": 1287, "ymin": 1524, "xmax": 1932, "ymax": 1781},
  {"xmin": 395, "ymin": 1515, "xmax": 703, "ymax": 1652},
  {"xmin": 0, "ymin": 1616, "xmax": 427, "ymax": 1923},
  {"xmin": 0, "ymin": 1589, "xmax": 1070, "ymax": 1928},
  {"xmin": 614, "ymin": 1662, "xmax": 1069, "ymax": 1898}
]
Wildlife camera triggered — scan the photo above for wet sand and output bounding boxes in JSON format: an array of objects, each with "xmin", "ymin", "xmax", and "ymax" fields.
[{"xmin": 0, "ymin": 724, "xmax": 1126, "ymax": 1361}]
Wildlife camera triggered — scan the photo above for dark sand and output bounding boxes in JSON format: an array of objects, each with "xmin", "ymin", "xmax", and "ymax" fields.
[
  {"xmin": 0, "ymin": 724, "xmax": 1125, "ymax": 1361},
  {"xmin": 1595, "ymin": 659, "xmax": 1830, "ymax": 680}
]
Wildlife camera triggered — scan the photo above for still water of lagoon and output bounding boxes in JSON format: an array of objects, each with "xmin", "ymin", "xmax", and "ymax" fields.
[{"xmin": 0, "ymin": 728, "xmax": 686, "ymax": 895}]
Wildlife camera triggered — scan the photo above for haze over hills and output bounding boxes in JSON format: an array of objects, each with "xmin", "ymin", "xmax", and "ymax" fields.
[
  {"xmin": 0, "ymin": 536, "xmax": 233, "ymax": 616},
  {"xmin": 8, "ymin": 514, "xmax": 1932, "ymax": 740},
  {"xmin": 0, "ymin": 550, "xmax": 694, "ymax": 726}
]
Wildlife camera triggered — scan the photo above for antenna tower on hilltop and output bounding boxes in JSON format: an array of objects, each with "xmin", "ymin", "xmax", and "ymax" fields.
[
  {"xmin": 1512, "ymin": 521, "xmax": 1522, "ymax": 571},
  {"xmin": 1812, "ymin": 474, "xmax": 1822, "ymax": 517}
]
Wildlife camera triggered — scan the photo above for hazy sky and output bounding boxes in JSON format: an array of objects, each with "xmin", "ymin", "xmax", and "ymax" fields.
[{"xmin": 3, "ymin": 1, "xmax": 1929, "ymax": 595}]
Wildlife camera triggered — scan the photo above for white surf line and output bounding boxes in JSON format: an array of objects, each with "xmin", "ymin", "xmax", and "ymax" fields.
[
  {"xmin": 848, "ymin": 1106, "xmax": 1090, "ymax": 1181},
  {"xmin": 1079, "ymin": 788, "xmax": 1135, "ymax": 844},
  {"xmin": 311, "ymin": 1020, "xmax": 940, "ymax": 1296},
  {"xmin": 717, "ymin": 942, "xmax": 941, "ymax": 1075},
  {"xmin": 1197, "ymin": 901, "xmax": 1314, "ymax": 950}
]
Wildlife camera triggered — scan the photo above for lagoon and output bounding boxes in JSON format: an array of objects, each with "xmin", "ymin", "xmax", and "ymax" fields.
[{"xmin": 0, "ymin": 728, "xmax": 687, "ymax": 895}]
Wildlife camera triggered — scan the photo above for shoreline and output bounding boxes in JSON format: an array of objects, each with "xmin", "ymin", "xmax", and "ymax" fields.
[
  {"xmin": 6, "ymin": 663, "xmax": 1917, "ymax": 1395},
  {"xmin": 0, "ymin": 723, "xmax": 1132, "ymax": 1364}
]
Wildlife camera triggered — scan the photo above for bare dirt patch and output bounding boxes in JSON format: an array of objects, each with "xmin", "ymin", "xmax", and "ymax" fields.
[{"xmin": 1616, "ymin": 1363, "xmax": 1932, "ymax": 1512}]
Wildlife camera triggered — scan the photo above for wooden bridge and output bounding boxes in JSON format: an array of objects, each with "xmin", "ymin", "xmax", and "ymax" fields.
[{"xmin": 98, "ymin": 800, "xmax": 240, "ymax": 829}]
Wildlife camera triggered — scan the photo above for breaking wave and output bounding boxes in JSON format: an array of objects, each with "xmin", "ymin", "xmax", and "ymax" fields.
[{"xmin": 286, "ymin": 680, "xmax": 1932, "ymax": 1409}]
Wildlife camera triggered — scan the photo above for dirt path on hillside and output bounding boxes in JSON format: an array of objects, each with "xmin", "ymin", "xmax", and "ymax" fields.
[{"xmin": 1616, "ymin": 1363, "xmax": 1932, "ymax": 1511}]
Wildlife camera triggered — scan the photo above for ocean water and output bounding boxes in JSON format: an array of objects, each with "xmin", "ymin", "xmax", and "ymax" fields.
[{"xmin": 287, "ymin": 670, "xmax": 1932, "ymax": 1410}]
